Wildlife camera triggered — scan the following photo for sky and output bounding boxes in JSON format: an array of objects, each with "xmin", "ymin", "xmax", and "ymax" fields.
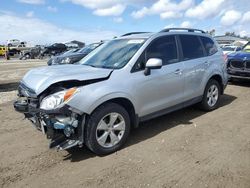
[{"xmin": 0, "ymin": 0, "xmax": 250, "ymax": 45}]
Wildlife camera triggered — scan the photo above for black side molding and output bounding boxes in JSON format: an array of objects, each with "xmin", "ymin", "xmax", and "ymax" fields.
[{"xmin": 139, "ymin": 96, "xmax": 202, "ymax": 122}]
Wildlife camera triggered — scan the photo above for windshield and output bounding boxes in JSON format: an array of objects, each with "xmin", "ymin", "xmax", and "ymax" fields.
[
  {"xmin": 80, "ymin": 39, "xmax": 145, "ymax": 69},
  {"xmin": 243, "ymin": 44, "xmax": 250, "ymax": 52},
  {"xmin": 63, "ymin": 48, "xmax": 79, "ymax": 55},
  {"xmin": 222, "ymin": 47, "xmax": 235, "ymax": 51},
  {"xmin": 78, "ymin": 43, "xmax": 101, "ymax": 54}
]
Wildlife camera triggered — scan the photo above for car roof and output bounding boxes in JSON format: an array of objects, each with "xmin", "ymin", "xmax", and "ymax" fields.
[
  {"xmin": 119, "ymin": 28, "xmax": 210, "ymax": 40},
  {"xmin": 120, "ymin": 32, "xmax": 154, "ymax": 39}
]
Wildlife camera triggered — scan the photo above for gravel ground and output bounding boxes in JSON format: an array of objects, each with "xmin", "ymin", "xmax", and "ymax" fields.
[
  {"xmin": 0, "ymin": 91, "xmax": 17, "ymax": 105},
  {"xmin": 0, "ymin": 59, "xmax": 46, "ymax": 84},
  {"xmin": 0, "ymin": 60, "xmax": 250, "ymax": 188}
]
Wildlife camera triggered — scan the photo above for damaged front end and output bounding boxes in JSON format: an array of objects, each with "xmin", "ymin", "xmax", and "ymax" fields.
[{"xmin": 14, "ymin": 83, "xmax": 86, "ymax": 150}]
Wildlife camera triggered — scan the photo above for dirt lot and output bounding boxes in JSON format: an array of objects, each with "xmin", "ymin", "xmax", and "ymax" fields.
[{"xmin": 0, "ymin": 60, "xmax": 250, "ymax": 188}]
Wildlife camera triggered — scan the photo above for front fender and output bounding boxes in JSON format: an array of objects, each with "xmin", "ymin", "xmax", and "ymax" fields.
[
  {"xmin": 66, "ymin": 83, "xmax": 137, "ymax": 115},
  {"xmin": 88, "ymin": 92, "xmax": 137, "ymax": 114}
]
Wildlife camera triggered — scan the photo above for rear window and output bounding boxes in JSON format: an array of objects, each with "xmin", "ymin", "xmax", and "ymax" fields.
[
  {"xmin": 243, "ymin": 43, "xmax": 250, "ymax": 52},
  {"xmin": 179, "ymin": 35, "xmax": 204, "ymax": 60},
  {"xmin": 200, "ymin": 36, "xmax": 218, "ymax": 56}
]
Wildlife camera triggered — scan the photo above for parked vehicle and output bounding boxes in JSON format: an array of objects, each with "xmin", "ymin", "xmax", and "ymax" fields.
[
  {"xmin": 19, "ymin": 46, "xmax": 42, "ymax": 60},
  {"xmin": 40, "ymin": 43, "xmax": 67, "ymax": 58},
  {"xmin": 65, "ymin": 43, "xmax": 79, "ymax": 49},
  {"xmin": 222, "ymin": 45, "xmax": 241, "ymax": 55},
  {"xmin": 7, "ymin": 39, "xmax": 26, "ymax": 47},
  {"xmin": 65, "ymin": 40, "xmax": 85, "ymax": 49},
  {"xmin": 8, "ymin": 48, "xmax": 21, "ymax": 56},
  {"xmin": 219, "ymin": 43, "xmax": 231, "ymax": 48},
  {"xmin": 227, "ymin": 42, "xmax": 250, "ymax": 80},
  {"xmin": 14, "ymin": 28, "xmax": 228, "ymax": 155},
  {"xmin": 47, "ymin": 42, "xmax": 103, "ymax": 66},
  {"xmin": 0, "ymin": 46, "xmax": 6, "ymax": 56}
]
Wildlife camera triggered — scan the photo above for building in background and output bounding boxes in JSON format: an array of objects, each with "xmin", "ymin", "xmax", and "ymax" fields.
[{"xmin": 214, "ymin": 35, "xmax": 248, "ymax": 47}]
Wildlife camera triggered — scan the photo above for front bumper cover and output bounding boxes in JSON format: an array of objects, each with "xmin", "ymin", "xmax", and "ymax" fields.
[
  {"xmin": 14, "ymin": 97, "xmax": 85, "ymax": 150},
  {"xmin": 228, "ymin": 68, "xmax": 250, "ymax": 80}
]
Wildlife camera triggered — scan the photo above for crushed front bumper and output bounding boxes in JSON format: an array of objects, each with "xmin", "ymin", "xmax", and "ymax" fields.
[{"xmin": 14, "ymin": 97, "xmax": 85, "ymax": 150}]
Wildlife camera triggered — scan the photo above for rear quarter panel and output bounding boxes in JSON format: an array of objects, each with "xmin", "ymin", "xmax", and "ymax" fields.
[{"xmin": 199, "ymin": 50, "xmax": 228, "ymax": 95}]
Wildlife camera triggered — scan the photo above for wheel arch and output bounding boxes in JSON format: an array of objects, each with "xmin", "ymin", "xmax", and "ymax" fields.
[
  {"xmin": 208, "ymin": 74, "xmax": 224, "ymax": 94},
  {"xmin": 89, "ymin": 97, "xmax": 139, "ymax": 128}
]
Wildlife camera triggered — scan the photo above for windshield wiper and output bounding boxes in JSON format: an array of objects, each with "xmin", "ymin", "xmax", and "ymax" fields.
[
  {"xmin": 101, "ymin": 66, "xmax": 115, "ymax": 69},
  {"xmin": 83, "ymin": 64, "xmax": 98, "ymax": 68},
  {"xmin": 83, "ymin": 64, "xmax": 115, "ymax": 69}
]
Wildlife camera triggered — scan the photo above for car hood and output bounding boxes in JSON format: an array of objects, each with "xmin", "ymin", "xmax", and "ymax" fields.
[
  {"xmin": 21, "ymin": 64, "xmax": 112, "ymax": 95},
  {"xmin": 60, "ymin": 52, "xmax": 86, "ymax": 59},
  {"xmin": 228, "ymin": 51, "xmax": 250, "ymax": 60}
]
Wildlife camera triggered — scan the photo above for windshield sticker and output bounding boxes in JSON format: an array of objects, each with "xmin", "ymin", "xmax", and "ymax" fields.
[{"xmin": 127, "ymin": 40, "xmax": 144, "ymax": 44}]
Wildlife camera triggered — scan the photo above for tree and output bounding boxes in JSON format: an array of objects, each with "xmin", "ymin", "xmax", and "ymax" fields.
[{"xmin": 225, "ymin": 32, "xmax": 236, "ymax": 37}]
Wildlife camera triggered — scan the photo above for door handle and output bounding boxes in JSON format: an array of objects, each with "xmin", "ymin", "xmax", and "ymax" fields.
[{"xmin": 174, "ymin": 69, "xmax": 182, "ymax": 75}]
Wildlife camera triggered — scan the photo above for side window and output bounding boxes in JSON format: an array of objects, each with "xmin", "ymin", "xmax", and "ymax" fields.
[
  {"xmin": 200, "ymin": 36, "xmax": 218, "ymax": 56},
  {"xmin": 132, "ymin": 36, "xmax": 178, "ymax": 72},
  {"xmin": 146, "ymin": 36, "xmax": 178, "ymax": 65},
  {"xmin": 179, "ymin": 35, "xmax": 204, "ymax": 60}
]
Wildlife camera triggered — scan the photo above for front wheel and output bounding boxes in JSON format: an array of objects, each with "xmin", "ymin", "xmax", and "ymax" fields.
[
  {"xmin": 85, "ymin": 103, "xmax": 130, "ymax": 155},
  {"xmin": 199, "ymin": 79, "xmax": 221, "ymax": 111}
]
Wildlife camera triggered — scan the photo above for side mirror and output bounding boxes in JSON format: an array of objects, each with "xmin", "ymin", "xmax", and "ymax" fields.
[{"xmin": 144, "ymin": 58, "xmax": 162, "ymax": 76}]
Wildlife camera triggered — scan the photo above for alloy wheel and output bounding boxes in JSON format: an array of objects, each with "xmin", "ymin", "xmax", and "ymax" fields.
[
  {"xmin": 96, "ymin": 113, "xmax": 125, "ymax": 148},
  {"xmin": 207, "ymin": 84, "xmax": 219, "ymax": 107}
]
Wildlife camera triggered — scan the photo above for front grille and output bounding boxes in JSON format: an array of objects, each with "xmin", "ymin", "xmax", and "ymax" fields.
[
  {"xmin": 230, "ymin": 60, "xmax": 244, "ymax": 69},
  {"xmin": 246, "ymin": 61, "xmax": 250, "ymax": 69},
  {"xmin": 28, "ymin": 98, "xmax": 40, "ymax": 109}
]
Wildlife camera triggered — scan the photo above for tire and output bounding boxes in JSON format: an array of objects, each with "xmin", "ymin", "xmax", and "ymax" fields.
[
  {"xmin": 85, "ymin": 103, "xmax": 130, "ymax": 155},
  {"xmin": 25, "ymin": 54, "xmax": 30, "ymax": 59},
  {"xmin": 20, "ymin": 54, "xmax": 29, "ymax": 60},
  {"xmin": 199, "ymin": 79, "xmax": 221, "ymax": 111}
]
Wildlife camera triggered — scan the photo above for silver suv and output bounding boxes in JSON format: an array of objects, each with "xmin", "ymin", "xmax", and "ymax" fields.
[{"xmin": 14, "ymin": 28, "xmax": 228, "ymax": 155}]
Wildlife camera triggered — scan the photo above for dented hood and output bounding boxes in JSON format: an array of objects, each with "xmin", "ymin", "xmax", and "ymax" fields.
[{"xmin": 21, "ymin": 64, "xmax": 112, "ymax": 95}]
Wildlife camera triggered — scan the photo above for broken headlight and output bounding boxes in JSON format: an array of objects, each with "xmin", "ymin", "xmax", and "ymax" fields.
[{"xmin": 40, "ymin": 88, "xmax": 78, "ymax": 110}]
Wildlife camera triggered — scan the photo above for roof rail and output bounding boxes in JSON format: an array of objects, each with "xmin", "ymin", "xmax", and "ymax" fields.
[
  {"xmin": 121, "ymin": 32, "xmax": 150, "ymax": 37},
  {"xmin": 160, "ymin": 28, "xmax": 205, "ymax": 34}
]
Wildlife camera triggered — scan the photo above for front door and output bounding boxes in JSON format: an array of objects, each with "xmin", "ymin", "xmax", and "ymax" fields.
[{"xmin": 130, "ymin": 35, "xmax": 185, "ymax": 117}]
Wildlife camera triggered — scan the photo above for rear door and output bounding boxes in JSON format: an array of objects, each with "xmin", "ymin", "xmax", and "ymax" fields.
[{"xmin": 178, "ymin": 35, "xmax": 207, "ymax": 100}]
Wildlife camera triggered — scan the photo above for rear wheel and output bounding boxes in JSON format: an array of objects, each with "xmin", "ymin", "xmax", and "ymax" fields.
[
  {"xmin": 85, "ymin": 103, "xmax": 130, "ymax": 155},
  {"xmin": 25, "ymin": 54, "xmax": 30, "ymax": 59},
  {"xmin": 199, "ymin": 79, "xmax": 221, "ymax": 111}
]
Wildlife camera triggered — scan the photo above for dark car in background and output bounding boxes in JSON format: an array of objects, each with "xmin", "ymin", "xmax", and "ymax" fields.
[
  {"xmin": 47, "ymin": 42, "xmax": 103, "ymax": 66},
  {"xmin": 227, "ymin": 42, "xmax": 250, "ymax": 81},
  {"xmin": 19, "ymin": 46, "xmax": 43, "ymax": 60},
  {"xmin": 40, "ymin": 43, "xmax": 67, "ymax": 58}
]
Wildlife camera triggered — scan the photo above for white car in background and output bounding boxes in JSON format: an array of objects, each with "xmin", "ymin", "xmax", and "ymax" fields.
[
  {"xmin": 7, "ymin": 39, "xmax": 27, "ymax": 47},
  {"xmin": 221, "ymin": 46, "xmax": 241, "ymax": 55}
]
